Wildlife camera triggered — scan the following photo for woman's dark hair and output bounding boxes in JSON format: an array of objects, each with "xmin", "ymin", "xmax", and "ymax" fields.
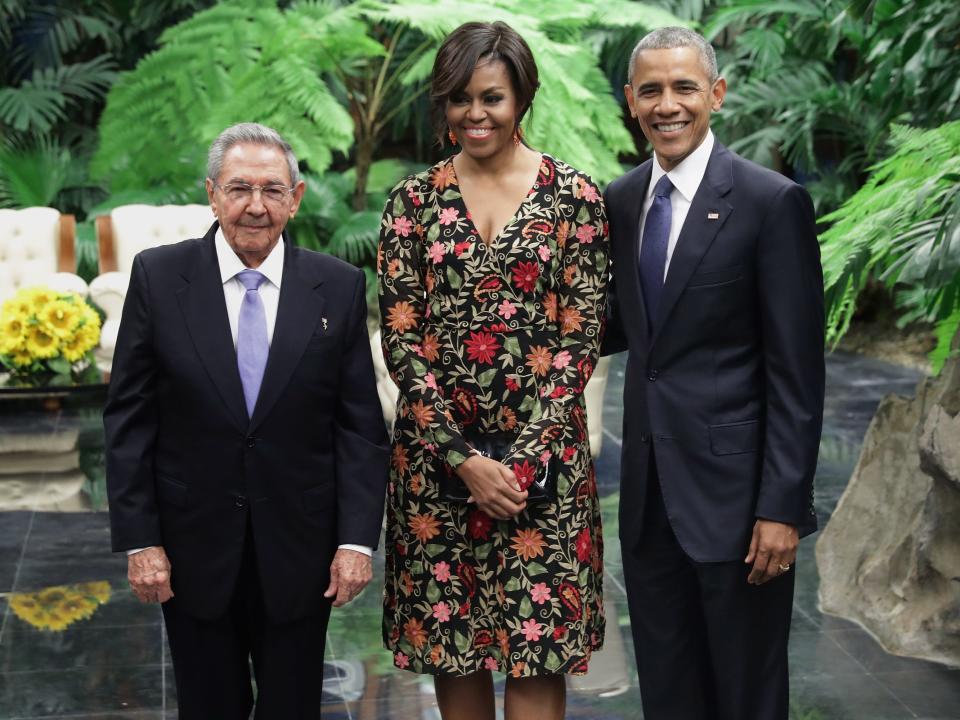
[{"xmin": 430, "ymin": 21, "xmax": 539, "ymax": 147}]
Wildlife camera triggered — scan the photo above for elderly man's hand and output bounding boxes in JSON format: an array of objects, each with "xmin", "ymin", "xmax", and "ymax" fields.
[
  {"xmin": 324, "ymin": 548, "xmax": 372, "ymax": 607},
  {"xmin": 128, "ymin": 546, "xmax": 174, "ymax": 604}
]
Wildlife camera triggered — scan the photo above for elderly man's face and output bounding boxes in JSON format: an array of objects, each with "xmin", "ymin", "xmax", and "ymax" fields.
[
  {"xmin": 625, "ymin": 46, "xmax": 726, "ymax": 172},
  {"xmin": 206, "ymin": 142, "xmax": 305, "ymax": 268}
]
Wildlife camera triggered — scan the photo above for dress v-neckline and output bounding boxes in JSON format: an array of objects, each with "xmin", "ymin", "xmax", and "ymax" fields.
[{"xmin": 451, "ymin": 154, "xmax": 545, "ymax": 248}]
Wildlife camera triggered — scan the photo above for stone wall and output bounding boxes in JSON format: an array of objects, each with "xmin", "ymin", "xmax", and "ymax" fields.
[{"xmin": 816, "ymin": 334, "xmax": 960, "ymax": 667}]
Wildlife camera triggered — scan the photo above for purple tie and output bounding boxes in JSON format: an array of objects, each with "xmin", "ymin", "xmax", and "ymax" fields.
[
  {"xmin": 639, "ymin": 174, "xmax": 674, "ymax": 330},
  {"xmin": 236, "ymin": 270, "xmax": 268, "ymax": 417}
]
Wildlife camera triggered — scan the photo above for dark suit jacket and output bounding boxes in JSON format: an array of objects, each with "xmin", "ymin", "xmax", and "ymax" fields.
[
  {"xmin": 104, "ymin": 223, "xmax": 390, "ymax": 622},
  {"xmin": 603, "ymin": 141, "xmax": 824, "ymax": 562}
]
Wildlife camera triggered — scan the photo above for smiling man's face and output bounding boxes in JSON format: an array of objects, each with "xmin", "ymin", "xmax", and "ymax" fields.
[
  {"xmin": 625, "ymin": 46, "xmax": 726, "ymax": 172},
  {"xmin": 206, "ymin": 142, "xmax": 304, "ymax": 268}
]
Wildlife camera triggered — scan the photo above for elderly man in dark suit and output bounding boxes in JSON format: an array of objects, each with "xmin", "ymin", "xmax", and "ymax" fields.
[
  {"xmin": 603, "ymin": 28, "xmax": 825, "ymax": 719},
  {"xmin": 104, "ymin": 122, "xmax": 389, "ymax": 719}
]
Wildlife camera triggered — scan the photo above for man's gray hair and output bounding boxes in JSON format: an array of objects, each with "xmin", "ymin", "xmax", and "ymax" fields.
[
  {"xmin": 206, "ymin": 122, "xmax": 300, "ymax": 185},
  {"xmin": 628, "ymin": 26, "xmax": 719, "ymax": 84}
]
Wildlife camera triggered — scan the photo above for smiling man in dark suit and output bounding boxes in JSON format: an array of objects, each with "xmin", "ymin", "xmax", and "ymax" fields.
[
  {"xmin": 104, "ymin": 123, "xmax": 389, "ymax": 719},
  {"xmin": 603, "ymin": 28, "xmax": 825, "ymax": 719}
]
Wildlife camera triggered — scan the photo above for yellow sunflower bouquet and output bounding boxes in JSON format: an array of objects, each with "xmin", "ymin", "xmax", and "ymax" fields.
[{"xmin": 0, "ymin": 286, "xmax": 101, "ymax": 378}]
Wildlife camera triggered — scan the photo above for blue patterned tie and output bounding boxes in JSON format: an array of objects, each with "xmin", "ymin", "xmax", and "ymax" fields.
[
  {"xmin": 236, "ymin": 270, "xmax": 268, "ymax": 417},
  {"xmin": 638, "ymin": 174, "xmax": 674, "ymax": 329}
]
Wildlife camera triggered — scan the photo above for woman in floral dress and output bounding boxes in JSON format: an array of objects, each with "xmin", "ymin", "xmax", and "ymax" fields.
[{"xmin": 378, "ymin": 21, "xmax": 608, "ymax": 720}]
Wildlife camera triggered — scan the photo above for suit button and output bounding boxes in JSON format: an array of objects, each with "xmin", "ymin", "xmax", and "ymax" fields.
[
  {"xmin": 640, "ymin": 433, "xmax": 649, "ymax": 443},
  {"xmin": 246, "ymin": 437, "xmax": 256, "ymax": 448},
  {"xmin": 235, "ymin": 495, "xmax": 247, "ymax": 508},
  {"xmin": 647, "ymin": 369, "xmax": 658, "ymax": 381}
]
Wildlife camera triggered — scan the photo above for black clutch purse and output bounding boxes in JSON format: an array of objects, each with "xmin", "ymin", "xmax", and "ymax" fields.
[{"xmin": 438, "ymin": 431, "xmax": 557, "ymax": 503}]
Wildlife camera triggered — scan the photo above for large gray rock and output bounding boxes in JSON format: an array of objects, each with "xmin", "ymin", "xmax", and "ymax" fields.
[{"xmin": 817, "ymin": 334, "xmax": 960, "ymax": 667}]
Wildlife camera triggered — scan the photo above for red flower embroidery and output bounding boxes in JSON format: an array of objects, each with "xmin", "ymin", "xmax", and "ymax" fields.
[
  {"xmin": 467, "ymin": 509, "xmax": 493, "ymax": 540},
  {"xmin": 512, "ymin": 460, "xmax": 537, "ymax": 491},
  {"xmin": 574, "ymin": 528, "xmax": 592, "ymax": 563},
  {"xmin": 511, "ymin": 261, "xmax": 540, "ymax": 292},
  {"xmin": 464, "ymin": 331, "xmax": 500, "ymax": 365}
]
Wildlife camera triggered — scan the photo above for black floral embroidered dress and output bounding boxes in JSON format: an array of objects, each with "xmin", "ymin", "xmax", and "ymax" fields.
[{"xmin": 378, "ymin": 154, "xmax": 608, "ymax": 677}]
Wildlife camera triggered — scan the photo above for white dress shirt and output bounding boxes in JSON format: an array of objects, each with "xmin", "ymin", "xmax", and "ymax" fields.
[
  {"xmin": 216, "ymin": 228, "xmax": 283, "ymax": 347},
  {"xmin": 130, "ymin": 231, "xmax": 371, "ymax": 558},
  {"xmin": 639, "ymin": 129, "xmax": 715, "ymax": 280}
]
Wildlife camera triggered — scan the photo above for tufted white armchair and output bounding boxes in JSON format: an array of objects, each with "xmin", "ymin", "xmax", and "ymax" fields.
[
  {"xmin": 369, "ymin": 329, "xmax": 611, "ymax": 459},
  {"xmin": 89, "ymin": 203, "xmax": 215, "ymax": 370},
  {"xmin": 0, "ymin": 207, "xmax": 86, "ymax": 301}
]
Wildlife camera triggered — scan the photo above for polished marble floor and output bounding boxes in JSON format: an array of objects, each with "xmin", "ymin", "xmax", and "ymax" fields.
[{"xmin": 0, "ymin": 352, "xmax": 957, "ymax": 718}]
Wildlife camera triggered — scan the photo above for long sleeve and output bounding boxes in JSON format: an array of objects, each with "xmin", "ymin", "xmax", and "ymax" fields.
[
  {"xmin": 503, "ymin": 179, "xmax": 609, "ymax": 480},
  {"xmin": 104, "ymin": 254, "xmax": 162, "ymax": 551},
  {"xmin": 334, "ymin": 270, "xmax": 391, "ymax": 548},
  {"xmin": 755, "ymin": 182, "xmax": 825, "ymax": 525},
  {"xmin": 378, "ymin": 178, "xmax": 473, "ymax": 469},
  {"xmin": 600, "ymin": 187, "xmax": 629, "ymax": 356}
]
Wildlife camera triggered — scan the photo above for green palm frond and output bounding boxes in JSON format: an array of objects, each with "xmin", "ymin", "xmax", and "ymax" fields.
[
  {"xmin": 92, "ymin": 0, "xmax": 368, "ymax": 192},
  {"xmin": 819, "ymin": 122, "xmax": 960, "ymax": 351},
  {"xmin": 0, "ymin": 137, "xmax": 70, "ymax": 208},
  {"xmin": 930, "ymin": 309, "xmax": 960, "ymax": 374},
  {"xmin": 328, "ymin": 210, "xmax": 383, "ymax": 265},
  {"xmin": 3, "ymin": 2, "xmax": 119, "ymax": 79},
  {"xmin": 0, "ymin": 56, "xmax": 116, "ymax": 134},
  {"xmin": 0, "ymin": 135, "xmax": 105, "ymax": 211}
]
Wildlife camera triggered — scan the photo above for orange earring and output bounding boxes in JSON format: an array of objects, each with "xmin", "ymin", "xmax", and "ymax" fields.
[
  {"xmin": 513, "ymin": 126, "xmax": 524, "ymax": 146},
  {"xmin": 448, "ymin": 130, "xmax": 458, "ymax": 146}
]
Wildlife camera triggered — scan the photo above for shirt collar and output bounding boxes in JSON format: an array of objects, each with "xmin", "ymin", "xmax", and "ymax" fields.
[
  {"xmin": 649, "ymin": 128, "xmax": 715, "ymax": 204},
  {"xmin": 215, "ymin": 227, "xmax": 284, "ymax": 288}
]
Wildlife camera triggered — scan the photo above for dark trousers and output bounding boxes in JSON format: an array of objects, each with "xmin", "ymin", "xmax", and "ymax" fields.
[
  {"xmin": 162, "ymin": 521, "xmax": 333, "ymax": 720},
  {"xmin": 622, "ymin": 454, "xmax": 795, "ymax": 720}
]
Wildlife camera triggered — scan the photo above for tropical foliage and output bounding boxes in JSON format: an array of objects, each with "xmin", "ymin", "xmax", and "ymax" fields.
[
  {"xmin": 2, "ymin": 0, "xmax": 958, "ymax": 366},
  {"xmin": 704, "ymin": 0, "xmax": 960, "ymax": 214},
  {"xmin": 90, "ymin": 0, "xmax": 679, "ymax": 277},
  {"xmin": 819, "ymin": 122, "xmax": 960, "ymax": 371},
  {"xmin": 0, "ymin": 0, "xmax": 215, "ymax": 275}
]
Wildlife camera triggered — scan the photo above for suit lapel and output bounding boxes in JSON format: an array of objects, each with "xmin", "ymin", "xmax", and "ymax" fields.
[
  {"xmin": 650, "ymin": 143, "xmax": 734, "ymax": 347},
  {"xmin": 176, "ymin": 224, "xmax": 248, "ymax": 432},
  {"xmin": 248, "ymin": 242, "xmax": 325, "ymax": 433}
]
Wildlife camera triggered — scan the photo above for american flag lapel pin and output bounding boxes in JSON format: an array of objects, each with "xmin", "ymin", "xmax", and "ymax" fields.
[{"xmin": 707, "ymin": 211, "xmax": 720, "ymax": 220}]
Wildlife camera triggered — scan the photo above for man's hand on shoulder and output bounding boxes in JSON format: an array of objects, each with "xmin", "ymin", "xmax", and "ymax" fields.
[
  {"xmin": 324, "ymin": 548, "xmax": 373, "ymax": 607},
  {"xmin": 744, "ymin": 520, "xmax": 798, "ymax": 585},
  {"xmin": 127, "ymin": 546, "xmax": 174, "ymax": 603}
]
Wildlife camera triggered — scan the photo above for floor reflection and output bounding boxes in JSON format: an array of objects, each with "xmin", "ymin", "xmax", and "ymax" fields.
[
  {"xmin": 0, "ymin": 352, "xmax": 958, "ymax": 718},
  {"xmin": 7, "ymin": 581, "xmax": 111, "ymax": 632}
]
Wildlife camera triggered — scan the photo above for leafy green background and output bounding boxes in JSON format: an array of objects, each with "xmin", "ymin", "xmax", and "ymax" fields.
[{"xmin": 1, "ymin": 0, "xmax": 958, "ymax": 364}]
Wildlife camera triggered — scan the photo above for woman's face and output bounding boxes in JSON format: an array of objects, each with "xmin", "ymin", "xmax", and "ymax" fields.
[{"xmin": 446, "ymin": 59, "xmax": 520, "ymax": 161}]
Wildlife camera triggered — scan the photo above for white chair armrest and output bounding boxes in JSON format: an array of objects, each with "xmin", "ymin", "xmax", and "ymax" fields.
[
  {"xmin": 45, "ymin": 272, "xmax": 89, "ymax": 298},
  {"xmin": 369, "ymin": 329, "xmax": 399, "ymax": 431},
  {"xmin": 584, "ymin": 356, "xmax": 610, "ymax": 459},
  {"xmin": 89, "ymin": 271, "xmax": 130, "ymax": 319}
]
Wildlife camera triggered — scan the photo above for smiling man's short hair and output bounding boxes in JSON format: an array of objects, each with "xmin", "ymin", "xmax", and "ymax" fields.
[{"xmin": 629, "ymin": 27, "xmax": 719, "ymax": 85}]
